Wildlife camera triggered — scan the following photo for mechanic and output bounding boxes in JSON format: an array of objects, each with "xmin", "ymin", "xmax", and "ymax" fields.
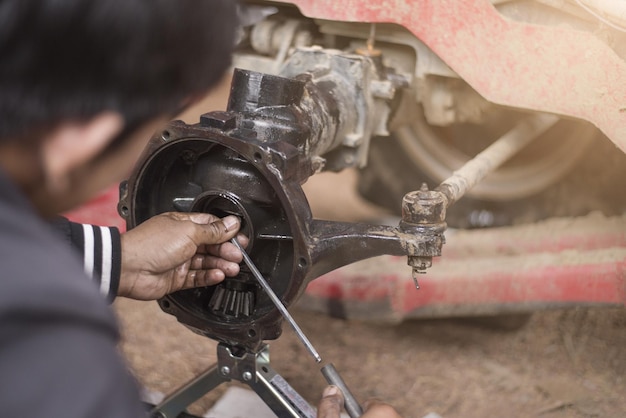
[{"xmin": 0, "ymin": 0, "xmax": 401, "ymax": 417}]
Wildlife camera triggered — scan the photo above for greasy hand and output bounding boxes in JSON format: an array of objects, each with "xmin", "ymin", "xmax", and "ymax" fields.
[
  {"xmin": 119, "ymin": 212, "xmax": 247, "ymax": 300},
  {"xmin": 317, "ymin": 386, "xmax": 402, "ymax": 418}
]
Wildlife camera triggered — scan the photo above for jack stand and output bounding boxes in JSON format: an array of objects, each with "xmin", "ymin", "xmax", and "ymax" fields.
[{"xmin": 151, "ymin": 343, "xmax": 317, "ymax": 418}]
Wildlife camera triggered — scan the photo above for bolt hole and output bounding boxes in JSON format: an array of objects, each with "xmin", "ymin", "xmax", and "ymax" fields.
[
  {"xmin": 161, "ymin": 300, "xmax": 171, "ymax": 310},
  {"xmin": 262, "ymin": 366, "xmax": 269, "ymax": 373},
  {"xmin": 247, "ymin": 329, "xmax": 256, "ymax": 338},
  {"xmin": 120, "ymin": 205, "xmax": 129, "ymax": 217},
  {"xmin": 253, "ymin": 152, "xmax": 263, "ymax": 162},
  {"xmin": 162, "ymin": 130, "xmax": 171, "ymax": 140},
  {"xmin": 298, "ymin": 257, "xmax": 308, "ymax": 269}
]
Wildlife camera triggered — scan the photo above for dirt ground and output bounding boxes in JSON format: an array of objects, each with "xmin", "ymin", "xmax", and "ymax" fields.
[
  {"xmin": 115, "ymin": 168, "xmax": 626, "ymax": 418},
  {"xmin": 116, "ymin": 299, "xmax": 626, "ymax": 418}
]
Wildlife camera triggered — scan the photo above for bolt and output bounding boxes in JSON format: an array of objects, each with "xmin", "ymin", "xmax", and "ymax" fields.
[
  {"xmin": 220, "ymin": 366, "xmax": 231, "ymax": 376},
  {"xmin": 408, "ymin": 256, "xmax": 433, "ymax": 289},
  {"xmin": 409, "ymin": 255, "xmax": 433, "ymax": 270},
  {"xmin": 411, "ymin": 270, "xmax": 421, "ymax": 290},
  {"xmin": 402, "ymin": 184, "xmax": 447, "ymax": 225},
  {"xmin": 242, "ymin": 371, "xmax": 253, "ymax": 381}
]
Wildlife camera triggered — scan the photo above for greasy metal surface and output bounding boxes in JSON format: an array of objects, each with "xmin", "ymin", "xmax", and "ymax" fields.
[
  {"xmin": 278, "ymin": 47, "xmax": 396, "ymax": 169},
  {"xmin": 122, "ymin": 128, "xmax": 300, "ymax": 349},
  {"xmin": 271, "ymin": 0, "xmax": 626, "ymax": 153},
  {"xmin": 402, "ymin": 184, "xmax": 447, "ymax": 225},
  {"xmin": 118, "ymin": 68, "xmax": 435, "ymax": 350}
]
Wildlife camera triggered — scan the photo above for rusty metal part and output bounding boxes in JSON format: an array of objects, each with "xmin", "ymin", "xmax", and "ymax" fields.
[
  {"xmin": 434, "ymin": 113, "xmax": 559, "ymax": 207},
  {"xmin": 278, "ymin": 47, "xmax": 400, "ymax": 169},
  {"xmin": 119, "ymin": 66, "xmax": 427, "ymax": 350},
  {"xmin": 398, "ymin": 113, "xmax": 558, "ymax": 278},
  {"xmin": 400, "ymin": 183, "xmax": 447, "ymax": 287}
]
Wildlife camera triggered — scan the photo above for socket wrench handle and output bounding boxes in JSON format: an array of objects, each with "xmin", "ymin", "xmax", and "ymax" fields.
[{"xmin": 321, "ymin": 363, "xmax": 363, "ymax": 418}]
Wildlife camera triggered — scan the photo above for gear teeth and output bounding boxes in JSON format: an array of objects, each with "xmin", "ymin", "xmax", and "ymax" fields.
[
  {"xmin": 209, "ymin": 285, "xmax": 255, "ymax": 318},
  {"xmin": 211, "ymin": 286, "xmax": 226, "ymax": 309}
]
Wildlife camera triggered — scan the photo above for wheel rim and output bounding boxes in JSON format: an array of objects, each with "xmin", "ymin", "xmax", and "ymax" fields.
[{"xmin": 395, "ymin": 107, "xmax": 596, "ymax": 201}]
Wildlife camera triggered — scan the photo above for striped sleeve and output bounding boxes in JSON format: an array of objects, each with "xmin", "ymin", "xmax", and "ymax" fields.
[{"xmin": 50, "ymin": 218, "xmax": 121, "ymax": 303}]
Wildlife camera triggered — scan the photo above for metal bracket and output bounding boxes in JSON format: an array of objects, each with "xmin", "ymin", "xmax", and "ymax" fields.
[{"xmin": 151, "ymin": 343, "xmax": 316, "ymax": 418}]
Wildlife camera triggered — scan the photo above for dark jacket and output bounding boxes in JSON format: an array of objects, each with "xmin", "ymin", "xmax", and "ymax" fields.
[
  {"xmin": 50, "ymin": 217, "xmax": 122, "ymax": 304},
  {"xmin": 0, "ymin": 169, "xmax": 145, "ymax": 417}
]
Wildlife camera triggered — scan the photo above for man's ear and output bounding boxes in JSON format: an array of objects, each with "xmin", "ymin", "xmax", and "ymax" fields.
[{"xmin": 41, "ymin": 112, "xmax": 124, "ymax": 191}]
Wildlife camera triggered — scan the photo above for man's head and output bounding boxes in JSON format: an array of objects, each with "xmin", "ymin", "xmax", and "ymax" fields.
[{"xmin": 0, "ymin": 0, "xmax": 238, "ymax": 216}]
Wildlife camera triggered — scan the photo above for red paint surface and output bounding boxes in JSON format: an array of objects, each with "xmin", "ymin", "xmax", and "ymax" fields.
[
  {"xmin": 275, "ymin": 0, "xmax": 626, "ymax": 153},
  {"xmin": 396, "ymin": 262, "xmax": 626, "ymax": 312},
  {"xmin": 64, "ymin": 185, "xmax": 126, "ymax": 231},
  {"xmin": 307, "ymin": 257, "xmax": 626, "ymax": 317},
  {"xmin": 307, "ymin": 273, "xmax": 397, "ymax": 301},
  {"xmin": 307, "ymin": 259, "xmax": 626, "ymax": 305}
]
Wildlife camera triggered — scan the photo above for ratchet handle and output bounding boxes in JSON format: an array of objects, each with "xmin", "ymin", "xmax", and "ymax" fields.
[{"xmin": 321, "ymin": 363, "xmax": 363, "ymax": 418}]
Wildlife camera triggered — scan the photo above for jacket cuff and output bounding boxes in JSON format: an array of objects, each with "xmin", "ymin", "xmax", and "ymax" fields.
[{"xmin": 52, "ymin": 218, "xmax": 122, "ymax": 304}]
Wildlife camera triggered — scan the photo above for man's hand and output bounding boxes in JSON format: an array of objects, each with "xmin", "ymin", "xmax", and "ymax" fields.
[
  {"xmin": 118, "ymin": 212, "xmax": 247, "ymax": 300},
  {"xmin": 317, "ymin": 386, "xmax": 402, "ymax": 418}
]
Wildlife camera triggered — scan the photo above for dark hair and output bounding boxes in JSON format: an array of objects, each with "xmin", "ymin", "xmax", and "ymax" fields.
[{"xmin": 0, "ymin": 0, "xmax": 238, "ymax": 144}]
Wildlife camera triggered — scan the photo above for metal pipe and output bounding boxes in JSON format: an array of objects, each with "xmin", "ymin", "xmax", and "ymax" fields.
[
  {"xmin": 321, "ymin": 363, "xmax": 363, "ymax": 418},
  {"xmin": 436, "ymin": 113, "xmax": 559, "ymax": 207}
]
